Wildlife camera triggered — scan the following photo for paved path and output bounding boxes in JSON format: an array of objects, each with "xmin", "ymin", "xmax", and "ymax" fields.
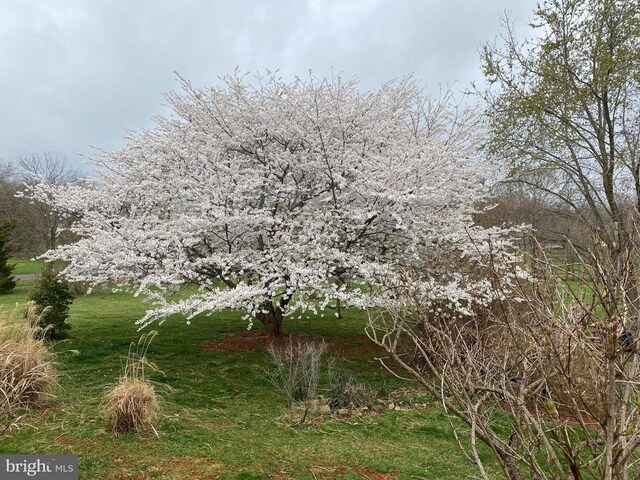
[{"xmin": 15, "ymin": 274, "xmax": 39, "ymax": 281}]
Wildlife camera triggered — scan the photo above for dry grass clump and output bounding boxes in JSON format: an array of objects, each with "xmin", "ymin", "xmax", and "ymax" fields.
[
  {"xmin": 104, "ymin": 377, "xmax": 159, "ymax": 434},
  {"xmin": 0, "ymin": 303, "xmax": 56, "ymax": 432},
  {"xmin": 327, "ymin": 370, "xmax": 376, "ymax": 411},
  {"xmin": 266, "ymin": 339, "xmax": 326, "ymax": 408},
  {"xmin": 266, "ymin": 339, "xmax": 327, "ymax": 424},
  {"xmin": 103, "ymin": 331, "xmax": 160, "ymax": 435}
]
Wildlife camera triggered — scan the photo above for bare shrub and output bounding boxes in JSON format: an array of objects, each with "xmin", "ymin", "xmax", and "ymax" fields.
[
  {"xmin": 266, "ymin": 339, "xmax": 326, "ymax": 411},
  {"xmin": 0, "ymin": 305, "xmax": 56, "ymax": 434},
  {"xmin": 103, "ymin": 331, "xmax": 160, "ymax": 435},
  {"xmin": 327, "ymin": 368, "xmax": 376, "ymax": 411},
  {"xmin": 368, "ymin": 243, "xmax": 640, "ymax": 479}
]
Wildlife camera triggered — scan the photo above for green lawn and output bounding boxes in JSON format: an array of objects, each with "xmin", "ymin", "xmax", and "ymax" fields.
[
  {"xmin": 0, "ymin": 283, "xmax": 497, "ymax": 479},
  {"xmin": 9, "ymin": 257, "xmax": 45, "ymax": 276}
]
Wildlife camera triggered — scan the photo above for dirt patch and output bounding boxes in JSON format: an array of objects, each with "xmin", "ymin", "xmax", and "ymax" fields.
[
  {"xmin": 200, "ymin": 330, "xmax": 386, "ymax": 358},
  {"xmin": 329, "ymin": 334, "xmax": 388, "ymax": 358},
  {"xmin": 303, "ymin": 465, "xmax": 398, "ymax": 480},
  {"xmin": 539, "ymin": 405, "xmax": 601, "ymax": 428},
  {"xmin": 55, "ymin": 435, "xmax": 73, "ymax": 446},
  {"xmin": 114, "ymin": 457, "xmax": 221, "ymax": 480},
  {"xmin": 201, "ymin": 331, "xmax": 323, "ymax": 353},
  {"xmin": 163, "ymin": 457, "xmax": 221, "ymax": 479},
  {"xmin": 357, "ymin": 467, "xmax": 399, "ymax": 480}
]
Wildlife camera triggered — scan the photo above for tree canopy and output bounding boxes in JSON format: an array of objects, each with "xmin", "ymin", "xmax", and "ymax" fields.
[
  {"xmin": 482, "ymin": 0, "xmax": 640, "ymax": 325},
  {"xmin": 28, "ymin": 72, "xmax": 520, "ymax": 333},
  {"xmin": 484, "ymin": 0, "xmax": 640, "ymax": 233}
]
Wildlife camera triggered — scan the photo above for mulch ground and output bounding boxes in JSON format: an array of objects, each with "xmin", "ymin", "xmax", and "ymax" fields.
[{"xmin": 200, "ymin": 330, "xmax": 386, "ymax": 358}]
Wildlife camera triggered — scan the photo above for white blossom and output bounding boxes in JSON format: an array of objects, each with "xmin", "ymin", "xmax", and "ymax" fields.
[{"xmin": 25, "ymin": 72, "xmax": 522, "ymax": 328}]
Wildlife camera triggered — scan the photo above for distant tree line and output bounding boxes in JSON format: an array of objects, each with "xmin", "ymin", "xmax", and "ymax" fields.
[{"xmin": 0, "ymin": 152, "xmax": 79, "ymax": 257}]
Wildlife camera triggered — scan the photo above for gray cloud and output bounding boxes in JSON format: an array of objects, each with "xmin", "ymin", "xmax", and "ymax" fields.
[{"xmin": 0, "ymin": 0, "xmax": 536, "ymax": 170}]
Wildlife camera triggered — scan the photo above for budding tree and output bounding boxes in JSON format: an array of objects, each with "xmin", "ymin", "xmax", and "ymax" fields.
[
  {"xmin": 481, "ymin": 0, "xmax": 640, "ymax": 326},
  {"xmin": 17, "ymin": 152, "xmax": 80, "ymax": 254},
  {"xmin": 27, "ymin": 72, "xmax": 518, "ymax": 334}
]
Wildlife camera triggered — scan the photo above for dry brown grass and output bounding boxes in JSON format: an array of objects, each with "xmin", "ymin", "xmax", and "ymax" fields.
[
  {"xmin": 103, "ymin": 377, "xmax": 159, "ymax": 434},
  {"xmin": 0, "ymin": 303, "xmax": 57, "ymax": 433},
  {"xmin": 266, "ymin": 338, "xmax": 326, "ymax": 409},
  {"xmin": 102, "ymin": 331, "xmax": 160, "ymax": 435}
]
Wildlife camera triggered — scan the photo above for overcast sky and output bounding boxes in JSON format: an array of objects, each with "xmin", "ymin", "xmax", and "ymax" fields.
[{"xmin": 1, "ymin": 0, "xmax": 537, "ymax": 171}]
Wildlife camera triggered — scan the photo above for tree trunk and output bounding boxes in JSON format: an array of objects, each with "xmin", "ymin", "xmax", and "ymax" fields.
[
  {"xmin": 625, "ymin": 264, "xmax": 640, "ymax": 333},
  {"xmin": 255, "ymin": 299, "xmax": 286, "ymax": 336},
  {"xmin": 331, "ymin": 298, "xmax": 342, "ymax": 319},
  {"xmin": 612, "ymin": 231, "xmax": 640, "ymax": 333}
]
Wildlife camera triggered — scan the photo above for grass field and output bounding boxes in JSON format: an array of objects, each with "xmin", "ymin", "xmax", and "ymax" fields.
[
  {"xmin": 0, "ymin": 281, "xmax": 497, "ymax": 479},
  {"xmin": 9, "ymin": 257, "xmax": 45, "ymax": 276}
]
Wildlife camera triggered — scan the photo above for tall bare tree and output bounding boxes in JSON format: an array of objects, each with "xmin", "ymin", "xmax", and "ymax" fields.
[
  {"xmin": 16, "ymin": 152, "xmax": 79, "ymax": 253},
  {"xmin": 481, "ymin": 0, "xmax": 640, "ymax": 326}
]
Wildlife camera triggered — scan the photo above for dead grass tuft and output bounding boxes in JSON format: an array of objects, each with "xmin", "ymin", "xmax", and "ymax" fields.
[
  {"xmin": 104, "ymin": 377, "xmax": 159, "ymax": 435},
  {"xmin": 103, "ymin": 331, "xmax": 161, "ymax": 435},
  {"xmin": 0, "ymin": 304, "xmax": 57, "ymax": 433}
]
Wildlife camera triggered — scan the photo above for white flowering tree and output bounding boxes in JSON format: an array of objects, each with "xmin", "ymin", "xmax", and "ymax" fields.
[{"xmin": 27, "ymin": 72, "xmax": 519, "ymax": 335}]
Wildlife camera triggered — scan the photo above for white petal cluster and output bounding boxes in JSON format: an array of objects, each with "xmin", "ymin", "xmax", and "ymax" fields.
[{"xmin": 25, "ymin": 72, "xmax": 522, "ymax": 326}]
